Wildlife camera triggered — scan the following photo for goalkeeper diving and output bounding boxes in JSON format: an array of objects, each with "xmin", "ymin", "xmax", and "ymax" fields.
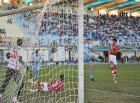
[{"xmin": 28, "ymin": 74, "xmax": 64, "ymax": 93}]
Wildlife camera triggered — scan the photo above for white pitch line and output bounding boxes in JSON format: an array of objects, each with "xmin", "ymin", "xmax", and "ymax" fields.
[{"xmin": 85, "ymin": 89, "xmax": 140, "ymax": 98}]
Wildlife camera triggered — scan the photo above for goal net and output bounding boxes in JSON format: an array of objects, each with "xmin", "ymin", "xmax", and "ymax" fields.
[{"xmin": 0, "ymin": 0, "xmax": 84, "ymax": 103}]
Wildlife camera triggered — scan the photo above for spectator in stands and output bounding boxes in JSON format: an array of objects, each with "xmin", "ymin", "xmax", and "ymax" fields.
[
  {"xmin": 0, "ymin": 29, "xmax": 2, "ymax": 34},
  {"xmin": 7, "ymin": 18, "xmax": 12, "ymax": 24},
  {"xmin": 0, "ymin": 36, "xmax": 2, "ymax": 46},
  {"xmin": 136, "ymin": 54, "xmax": 140, "ymax": 63},
  {"xmin": 10, "ymin": 19, "xmax": 12, "ymax": 24},
  {"xmin": 7, "ymin": 37, "xmax": 12, "ymax": 47},
  {"xmin": 2, "ymin": 28, "xmax": 6, "ymax": 35},
  {"xmin": 3, "ymin": 36, "xmax": 7, "ymax": 47}
]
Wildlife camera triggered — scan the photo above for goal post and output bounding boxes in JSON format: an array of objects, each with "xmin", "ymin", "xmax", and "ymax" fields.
[{"xmin": 78, "ymin": 0, "xmax": 84, "ymax": 103}]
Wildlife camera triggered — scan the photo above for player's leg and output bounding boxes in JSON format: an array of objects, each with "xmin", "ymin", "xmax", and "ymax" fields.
[
  {"xmin": 12, "ymin": 70, "xmax": 22, "ymax": 103},
  {"xmin": 89, "ymin": 55, "xmax": 94, "ymax": 81},
  {"xmin": 109, "ymin": 55, "xmax": 117, "ymax": 83},
  {"xmin": 0, "ymin": 68, "xmax": 14, "ymax": 100},
  {"xmin": 35, "ymin": 64, "xmax": 40, "ymax": 81},
  {"xmin": 30, "ymin": 70, "xmax": 34, "ymax": 79},
  {"xmin": 113, "ymin": 59, "xmax": 117, "ymax": 83},
  {"xmin": 28, "ymin": 88, "xmax": 43, "ymax": 93},
  {"xmin": 28, "ymin": 83, "xmax": 47, "ymax": 93},
  {"xmin": 17, "ymin": 80, "xmax": 24, "ymax": 97},
  {"xmin": 110, "ymin": 61, "xmax": 117, "ymax": 83},
  {"xmin": 28, "ymin": 79, "xmax": 43, "ymax": 86},
  {"xmin": 30, "ymin": 65, "xmax": 35, "ymax": 79},
  {"xmin": 35, "ymin": 70, "xmax": 39, "ymax": 81}
]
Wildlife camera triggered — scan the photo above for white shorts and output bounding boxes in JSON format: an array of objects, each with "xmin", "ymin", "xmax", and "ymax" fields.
[
  {"xmin": 109, "ymin": 55, "xmax": 117, "ymax": 65},
  {"xmin": 42, "ymin": 82, "xmax": 49, "ymax": 92}
]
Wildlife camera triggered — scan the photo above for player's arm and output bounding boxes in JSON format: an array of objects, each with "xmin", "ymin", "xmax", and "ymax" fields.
[
  {"xmin": 118, "ymin": 46, "xmax": 122, "ymax": 53},
  {"xmin": 58, "ymin": 84, "xmax": 64, "ymax": 91},
  {"xmin": 19, "ymin": 56, "xmax": 25, "ymax": 65},
  {"xmin": 6, "ymin": 52, "xmax": 10, "ymax": 59},
  {"xmin": 92, "ymin": 48, "xmax": 100, "ymax": 55},
  {"xmin": 84, "ymin": 49, "xmax": 86, "ymax": 54},
  {"xmin": 32, "ymin": 56, "xmax": 35, "ymax": 64},
  {"xmin": 93, "ymin": 51, "xmax": 100, "ymax": 55},
  {"xmin": 39, "ymin": 55, "xmax": 42, "ymax": 63},
  {"xmin": 83, "ymin": 45, "xmax": 86, "ymax": 54},
  {"xmin": 6, "ymin": 48, "xmax": 13, "ymax": 59},
  {"xmin": 19, "ymin": 49, "xmax": 29, "ymax": 70}
]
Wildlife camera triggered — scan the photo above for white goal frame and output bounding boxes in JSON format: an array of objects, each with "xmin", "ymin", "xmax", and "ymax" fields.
[{"xmin": 78, "ymin": 0, "xmax": 84, "ymax": 103}]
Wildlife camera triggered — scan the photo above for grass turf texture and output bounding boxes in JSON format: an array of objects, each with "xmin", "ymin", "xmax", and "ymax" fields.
[{"xmin": 0, "ymin": 64, "xmax": 140, "ymax": 103}]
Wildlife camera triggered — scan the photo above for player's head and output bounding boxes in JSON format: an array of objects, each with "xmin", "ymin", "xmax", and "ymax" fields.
[
  {"xmin": 60, "ymin": 74, "xmax": 64, "ymax": 81},
  {"xmin": 112, "ymin": 38, "xmax": 117, "ymax": 44},
  {"xmin": 17, "ymin": 39, "xmax": 23, "ymax": 46},
  {"xmin": 35, "ymin": 50, "xmax": 39, "ymax": 55},
  {"xmin": 86, "ymin": 38, "xmax": 91, "ymax": 44}
]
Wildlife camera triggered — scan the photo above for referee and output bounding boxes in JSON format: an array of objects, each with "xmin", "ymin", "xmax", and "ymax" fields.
[{"xmin": 0, "ymin": 39, "xmax": 28, "ymax": 103}]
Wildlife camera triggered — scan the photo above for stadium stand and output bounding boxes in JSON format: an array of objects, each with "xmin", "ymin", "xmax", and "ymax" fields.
[{"xmin": 10, "ymin": 11, "xmax": 140, "ymax": 49}]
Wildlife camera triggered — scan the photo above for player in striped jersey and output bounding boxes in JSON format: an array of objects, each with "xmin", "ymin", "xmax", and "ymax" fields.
[
  {"xmin": 84, "ymin": 38, "xmax": 100, "ymax": 81},
  {"xmin": 108, "ymin": 38, "xmax": 122, "ymax": 83}
]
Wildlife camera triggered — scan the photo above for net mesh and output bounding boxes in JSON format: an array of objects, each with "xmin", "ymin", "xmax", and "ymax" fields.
[{"xmin": 0, "ymin": 0, "xmax": 79, "ymax": 103}]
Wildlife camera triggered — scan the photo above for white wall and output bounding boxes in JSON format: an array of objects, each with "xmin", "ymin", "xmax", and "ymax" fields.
[
  {"xmin": 122, "ymin": 51, "xmax": 135, "ymax": 56},
  {"xmin": 3, "ymin": 47, "xmax": 140, "ymax": 62}
]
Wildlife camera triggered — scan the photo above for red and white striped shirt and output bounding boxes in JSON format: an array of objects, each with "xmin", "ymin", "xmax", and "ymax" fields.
[
  {"xmin": 47, "ymin": 80, "xmax": 64, "ymax": 91},
  {"xmin": 108, "ymin": 44, "xmax": 120, "ymax": 56},
  {"xmin": 8, "ymin": 46, "xmax": 23, "ymax": 70}
]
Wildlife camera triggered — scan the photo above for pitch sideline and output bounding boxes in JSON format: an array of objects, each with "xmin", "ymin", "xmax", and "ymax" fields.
[{"xmin": 85, "ymin": 89, "xmax": 140, "ymax": 98}]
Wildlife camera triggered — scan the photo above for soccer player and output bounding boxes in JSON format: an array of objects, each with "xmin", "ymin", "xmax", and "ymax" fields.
[
  {"xmin": 108, "ymin": 38, "xmax": 121, "ymax": 83},
  {"xmin": 28, "ymin": 74, "xmax": 64, "ymax": 93},
  {"xmin": 84, "ymin": 38, "xmax": 100, "ymax": 81},
  {"xmin": 30, "ymin": 49, "xmax": 42, "ymax": 81},
  {"xmin": 0, "ymin": 39, "xmax": 28, "ymax": 103}
]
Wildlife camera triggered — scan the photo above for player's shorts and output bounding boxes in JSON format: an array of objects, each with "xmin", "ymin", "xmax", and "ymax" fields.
[
  {"xmin": 109, "ymin": 55, "xmax": 117, "ymax": 65},
  {"xmin": 84, "ymin": 54, "xmax": 92, "ymax": 63},
  {"xmin": 42, "ymin": 82, "xmax": 49, "ymax": 92},
  {"xmin": 31, "ymin": 64, "xmax": 41, "ymax": 71}
]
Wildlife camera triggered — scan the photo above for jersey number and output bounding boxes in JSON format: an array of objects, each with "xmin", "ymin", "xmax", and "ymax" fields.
[{"xmin": 10, "ymin": 50, "xmax": 18, "ymax": 59}]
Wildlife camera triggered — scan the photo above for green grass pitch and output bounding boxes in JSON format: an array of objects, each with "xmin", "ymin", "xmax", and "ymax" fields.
[{"xmin": 0, "ymin": 64, "xmax": 140, "ymax": 103}]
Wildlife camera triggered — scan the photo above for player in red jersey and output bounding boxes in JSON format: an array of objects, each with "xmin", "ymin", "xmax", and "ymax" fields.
[
  {"xmin": 28, "ymin": 74, "xmax": 64, "ymax": 92},
  {"xmin": 108, "ymin": 38, "xmax": 121, "ymax": 83}
]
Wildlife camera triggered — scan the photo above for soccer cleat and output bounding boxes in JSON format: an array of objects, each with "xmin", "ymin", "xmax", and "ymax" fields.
[
  {"xmin": 114, "ymin": 80, "xmax": 117, "ymax": 84},
  {"xmin": 90, "ymin": 78, "xmax": 95, "ymax": 81},
  {"xmin": 113, "ymin": 77, "xmax": 117, "ymax": 84},
  {"xmin": 0, "ymin": 94, "xmax": 2, "ymax": 101},
  {"xmin": 12, "ymin": 97, "xmax": 20, "ymax": 103},
  {"xmin": 28, "ymin": 89, "xmax": 35, "ymax": 93},
  {"xmin": 28, "ymin": 79, "xmax": 34, "ymax": 84}
]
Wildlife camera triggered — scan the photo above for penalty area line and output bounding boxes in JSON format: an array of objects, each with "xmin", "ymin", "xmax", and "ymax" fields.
[{"xmin": 85, "ymin": 89, "xmax": 140, "ymax": 98}]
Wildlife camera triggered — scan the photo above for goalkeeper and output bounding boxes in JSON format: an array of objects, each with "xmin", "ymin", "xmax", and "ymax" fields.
[
  {"xmin": 0, "ymin": 39, "xmax": 28, "ymax": 103},
  {"xmin": 28, "ymin": 74, "xmax": 64, "ymax": 93}
]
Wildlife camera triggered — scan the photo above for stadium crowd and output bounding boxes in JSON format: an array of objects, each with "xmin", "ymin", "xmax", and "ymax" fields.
[
  {"xmin": 11, "ymin": 10, "xmax": 140, "ymax": 48},
  {"xmin": 0, "ymin": 28, "xmax": 6, "ymax": 35}
]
